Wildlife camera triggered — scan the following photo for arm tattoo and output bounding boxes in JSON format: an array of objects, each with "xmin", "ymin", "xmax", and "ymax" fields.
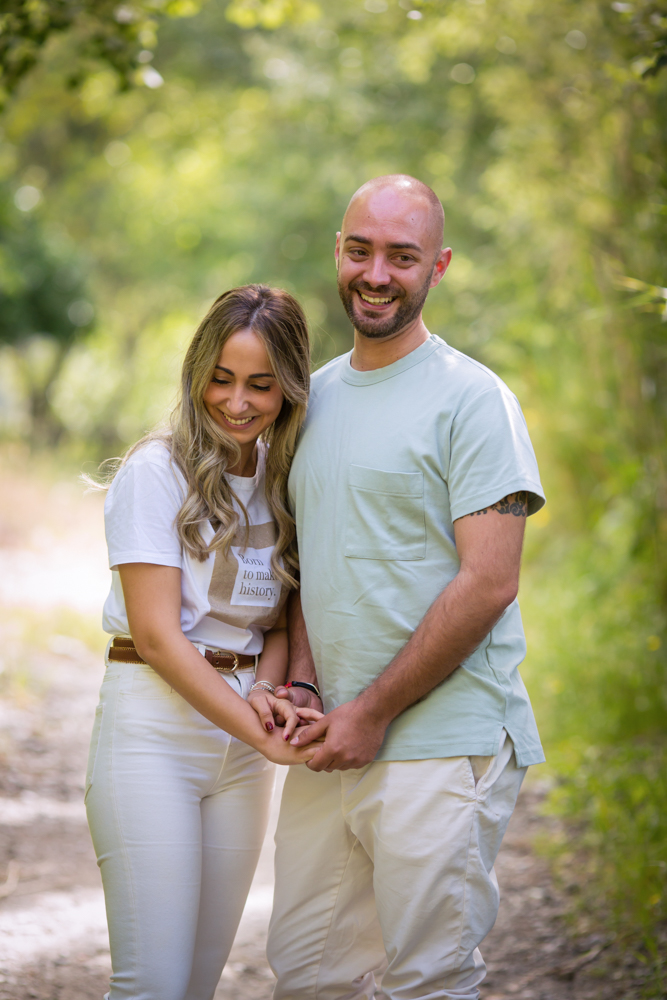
[{"xmin": 466, "ymin": 491, "xmax": 528, "ymax": 518}]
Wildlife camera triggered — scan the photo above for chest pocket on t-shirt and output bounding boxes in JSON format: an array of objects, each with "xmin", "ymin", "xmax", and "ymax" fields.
[{"xmin": 345, "ymin": 465, "xmax": 425, "ymax": 561}]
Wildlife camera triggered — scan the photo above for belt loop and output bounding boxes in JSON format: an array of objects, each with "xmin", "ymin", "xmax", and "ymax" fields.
[{"xmin": 104, "ymin": 636, "xmax": 114, "ymax": 667}]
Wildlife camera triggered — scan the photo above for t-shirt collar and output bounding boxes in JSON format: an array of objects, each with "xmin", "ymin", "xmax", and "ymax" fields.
[{"xmin": 340, "ymin": 334, "xmax": 443, "ymax": 386}]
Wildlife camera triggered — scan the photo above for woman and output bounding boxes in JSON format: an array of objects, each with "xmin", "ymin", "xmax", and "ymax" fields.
[{"xmin": 85, "ymin": 284, "xmax": 321, "ymax": 1000}]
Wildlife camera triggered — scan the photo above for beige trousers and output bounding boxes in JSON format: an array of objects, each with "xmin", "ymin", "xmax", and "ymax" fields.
[{"xmin": 268, "ymin": 731, "xmax": 525, "ymax": 1000}]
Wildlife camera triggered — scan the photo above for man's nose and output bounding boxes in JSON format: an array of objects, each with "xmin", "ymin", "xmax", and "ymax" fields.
[{"xmin": 363, "ymin": 254, "xmax": 392, "ymax": 288}]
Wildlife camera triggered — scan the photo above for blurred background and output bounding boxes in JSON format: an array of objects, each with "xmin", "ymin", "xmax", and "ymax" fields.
[{"xmin": 0, "ymin": 0, "xmax": 665, "ymax": 996}]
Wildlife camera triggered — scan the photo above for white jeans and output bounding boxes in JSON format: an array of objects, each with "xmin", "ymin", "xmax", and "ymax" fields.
[
  {"xmin": 85, "ymin": 659, "xmax": 275, "ymax": 1000},
  {"xmin": 268, "ymin": 731, "xmax": 525, "ymax": 1000}
]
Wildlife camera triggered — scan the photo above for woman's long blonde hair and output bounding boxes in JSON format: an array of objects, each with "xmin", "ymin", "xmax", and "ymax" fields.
[{"xmin": 107, "ymin": 285, "xmax": 310, "ymax": 588}]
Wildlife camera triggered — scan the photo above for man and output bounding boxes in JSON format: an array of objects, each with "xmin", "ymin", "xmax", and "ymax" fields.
[{"xmin": 270, "ymin": 174, "xmax": 545, "ymax": 1000}]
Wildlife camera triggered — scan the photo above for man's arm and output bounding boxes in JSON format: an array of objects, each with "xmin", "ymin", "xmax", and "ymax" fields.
[
  {"xmin": 274, "ymin": 588, "xmax": 324, "ymax": 712},
  {"xmin": 291, "ymin": 492, "xmax": 528, "ymax": 771}
]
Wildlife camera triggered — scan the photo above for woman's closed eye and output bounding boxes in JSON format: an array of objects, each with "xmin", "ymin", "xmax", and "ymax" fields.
[{"xmin": 210, "ymin": 377, "xmax": 272, "ymax": 391}]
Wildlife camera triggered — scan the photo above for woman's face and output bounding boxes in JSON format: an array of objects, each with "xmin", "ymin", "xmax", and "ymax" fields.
[{"xmin": 203, "ymin": 327, "xmax": 284, "ymax": 445}]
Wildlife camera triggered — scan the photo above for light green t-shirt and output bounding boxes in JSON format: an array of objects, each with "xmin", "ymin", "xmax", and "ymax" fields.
[{"xmin": 289, "ymin": 335, "xmax": 546, "ymax": 767}]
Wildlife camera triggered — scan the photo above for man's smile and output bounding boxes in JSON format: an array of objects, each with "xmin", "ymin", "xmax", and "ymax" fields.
[
  {"xmin": 355, "ymin": 289, "xmax": 400, "ymax": 311},
  {"xmin": 358, "ymin": 292, "xmax": 396, "ymax": 305}
]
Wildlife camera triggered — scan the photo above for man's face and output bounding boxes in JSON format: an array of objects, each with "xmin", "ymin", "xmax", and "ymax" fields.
[{"xmin": 336, "ymin": 187, "xmax": 449, "ymax": 340}]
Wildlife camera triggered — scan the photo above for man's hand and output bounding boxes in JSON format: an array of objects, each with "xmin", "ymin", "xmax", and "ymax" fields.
[
  {"xmin": 275, "ymin": 684, "xmax": 323, "ymax": 715},
  {"xmin": 290, "ymin": 699, "xmax": 388, "ymax": 771}
]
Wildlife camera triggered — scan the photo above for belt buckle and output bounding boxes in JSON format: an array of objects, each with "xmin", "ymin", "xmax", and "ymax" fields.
[{"xmin": 209, "ymin": 649, "xmax": 239, "ymax": 673}]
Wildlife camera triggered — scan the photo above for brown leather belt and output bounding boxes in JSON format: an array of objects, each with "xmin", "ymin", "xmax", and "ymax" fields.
[{"xmin": 107, "ymin": 637, "xmax": 255, "ymax": 673}]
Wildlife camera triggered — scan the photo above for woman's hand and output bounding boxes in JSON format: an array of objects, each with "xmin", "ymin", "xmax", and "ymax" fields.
[
  {"xmin": 247, "ymin": 689, "xmax": 281, "ymax": 734},
  {"xmin": 248, "ymin": 691, "xmax": 324, "ymax": 741},
  {"xmin": 259, "ymin": 725, "xmax": 321, "ymax": 765},
  {"xmin": 270, "ymin": 698, "xmax": 326, "ymax": 740},
  {"xmin": 248, "ymin": 690, "xmax": 301, "ymax": 737}
]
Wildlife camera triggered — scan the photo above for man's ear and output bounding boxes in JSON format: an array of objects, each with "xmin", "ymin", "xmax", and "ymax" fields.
[
  {"xmin": 335, "ymin": 232, "xmax": 341, "ymax": 272},
  {"xmin": 430, "ymin": 248, "xmax": 452, "ymax": 288}
]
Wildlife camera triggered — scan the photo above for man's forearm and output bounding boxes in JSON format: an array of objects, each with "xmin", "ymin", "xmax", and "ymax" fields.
[
  {"xmin": 286, "ymin": 589, "xmax": 317, "ymax": 684},
  {"xmin": 357, "ymin": 494, "xmax": 527, "ymax": 725},
  {"xmin": 358, "ymin": 567, "xmax": 514, "ymax": 725},
  {"xmin": 290, "ymin": 569, "xmax": 515, "ymax": 769},
  {"xmin": 291, "ymin": 494, "xmax": 526, "ymax": 771}
]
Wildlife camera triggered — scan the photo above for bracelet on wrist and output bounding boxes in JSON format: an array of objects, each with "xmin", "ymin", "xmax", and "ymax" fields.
[
  {"xmin": 285, "ymin": 680, "xmax": 321, "ymax": 700},
  {"xmin": 249, "ymin": 680, "xmax": 276, "ymax": 696}
]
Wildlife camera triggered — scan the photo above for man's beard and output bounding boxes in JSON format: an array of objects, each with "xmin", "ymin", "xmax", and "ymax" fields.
[{"xmin": 337, "ymin": 272, "xmax": 432, "ymax": 340}]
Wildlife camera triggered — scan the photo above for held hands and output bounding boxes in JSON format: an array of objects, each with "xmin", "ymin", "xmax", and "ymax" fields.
[
  {"xmin": 288, "ymin": 699, "xmax": 389, "ymax": 772},
  {"xmin": 260, "ymin": 723, "xmax": 323, "ymax": 766},
  {"xmin": 248, "ymin": 689, "xmax": 324, "ymax": 765},
  {"xmin": 247, "ymin": 689, "xmax": 302, "ymax": 738},
  {"xmin": 249, "ymin": 684, "xmax": 389, "ymax": 771}
]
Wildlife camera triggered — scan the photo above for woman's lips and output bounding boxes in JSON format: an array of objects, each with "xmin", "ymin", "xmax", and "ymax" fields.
[{"xmin": 219, "ymin": 412, "xmax": 258, "ymax": 428}]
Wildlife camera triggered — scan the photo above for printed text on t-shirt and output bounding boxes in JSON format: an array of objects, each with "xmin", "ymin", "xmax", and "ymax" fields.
[{"xmin": 230, "ymin": 546, "xmax": 280, "ymax": 607}]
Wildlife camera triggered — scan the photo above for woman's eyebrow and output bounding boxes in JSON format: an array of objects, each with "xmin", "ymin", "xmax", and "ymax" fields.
[{"xmin": 214, "ymin": 365, "xmax": 275, "ymax": 378}]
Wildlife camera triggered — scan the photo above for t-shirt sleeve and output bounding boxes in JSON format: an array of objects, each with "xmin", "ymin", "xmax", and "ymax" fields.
[
  {"xmin": 104, "ymin": 450, "xmax": 185, "ymax": 570},
  {"xmin": 448, "ymin": 385, "xmax": 545, "ymax": 521}
]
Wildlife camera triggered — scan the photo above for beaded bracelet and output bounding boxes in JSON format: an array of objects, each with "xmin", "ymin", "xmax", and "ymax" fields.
[{"xmin": 249, "ymin": 680, "xmax": 276, "ymax": 696}]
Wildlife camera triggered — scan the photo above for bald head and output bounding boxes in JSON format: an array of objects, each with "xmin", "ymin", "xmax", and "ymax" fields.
[
  {"xmin": 336, "ymin": 174, "xmax": 451, "ymax": 343},
  {"xmin": 344, "ymin": 174, "xmax": 445, "ymax": 256}
]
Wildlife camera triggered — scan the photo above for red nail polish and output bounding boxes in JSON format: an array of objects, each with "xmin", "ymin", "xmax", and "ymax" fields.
[{"xmin": 265, "ymin": 722, "xmax": 273, "ymax": 732}]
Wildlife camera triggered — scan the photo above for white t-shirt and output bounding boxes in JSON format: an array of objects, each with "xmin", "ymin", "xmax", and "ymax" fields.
[{"xmin": 103, "ymin": 440, "xmax": 286, "ymax": 654}]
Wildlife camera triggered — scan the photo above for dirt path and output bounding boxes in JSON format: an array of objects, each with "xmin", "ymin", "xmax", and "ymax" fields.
[{"xmin": 0, "ymin": 458, "xmax": 647, "ymax": 1000}]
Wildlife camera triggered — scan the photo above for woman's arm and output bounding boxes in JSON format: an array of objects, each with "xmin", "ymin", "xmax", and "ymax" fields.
[
  {"xmin": 248, "ymin": 607, "xmax": 323, "ymax": 737},
  {"xmin": 118, "ymin": 562, "xmax": 318, "ymax": 765},
  {"xmin": 254, "ymin": 606, "xmax": 289, "ymax": 689}
]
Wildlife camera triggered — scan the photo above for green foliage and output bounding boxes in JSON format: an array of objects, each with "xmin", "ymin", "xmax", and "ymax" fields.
[
  {"xmin": 225, "ymin": 0, "xmax": 321, "ymax": 30},
  {"xmin": 520, "ymin": 527, "xmax": 666, "ymax": 949},
  {"xmin": 0, "ymin": 190, "xmax": 93, "ymax": 439},
  {"xmin": 0, "ymin": 1, "xmax": 224, "ymax": 110},
  {"xmin": 1, "ymin": 1, "xmax": 156, "ymax": 108},
  {"xmin": 609, "ymin": 0, "xmax": 667, "ymax": 78},
  {"xmin": 0, "ymin": 197, "xmax": 89, "ymax": 346},
  {"xmin": 0, "ymin": 0, "xmax": 665, "ymax": 967},
  {"xmin": 552, "ymin": 744, "xmax": 667, "ymax": 918}
]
